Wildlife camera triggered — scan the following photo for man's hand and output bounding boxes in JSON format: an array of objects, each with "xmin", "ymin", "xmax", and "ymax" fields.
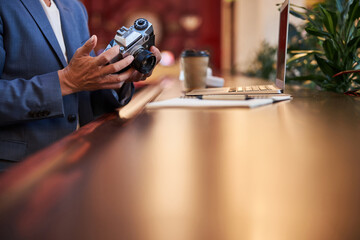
[
  {"xmin": 58, "ymin": 35, "xmax": 162, "ymax": 96},
  {"xmin": 58, "ymin": 35, "xmax": 135, "ymax": 96}
]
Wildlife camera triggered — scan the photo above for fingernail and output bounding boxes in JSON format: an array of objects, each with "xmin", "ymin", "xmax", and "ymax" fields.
[{"xmin": 89, "ymin": 35, "xmax": 95, "ymax": 43}]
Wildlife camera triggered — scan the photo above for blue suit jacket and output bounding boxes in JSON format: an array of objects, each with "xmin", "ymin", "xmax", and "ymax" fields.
[{"xmin": 0, "ymin": 0, "xmax": 134, "ymax": 162}]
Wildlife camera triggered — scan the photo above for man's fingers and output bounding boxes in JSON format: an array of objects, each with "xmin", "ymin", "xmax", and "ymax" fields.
[
  {"xmin": 99, "ymin": 69, "xmax": 134, "ymax": 84},
  {"xmin": 150, "ymin": 46, "xmax": 162, "ymax": 64},
  {"xmin": 98, "ymin": 82, "xmax": 127, "ymax": 90},
  {"xmin": 127, "ymin": 70, "xmax": 148, "ymax": 82},
  {"xmin": 130, "ymin": 71, "xmax": 143, "ymax": 82},
  {"xmin": 99, "ymin": 55, "xmax": 134, "ymax": 75},
  {"xmin": 76, "ymin": 35, "xmax": 97, "ymax": 56},
  {"xmin": 96, "ymin": 45, "xmax": 121, "ymax": 65}
]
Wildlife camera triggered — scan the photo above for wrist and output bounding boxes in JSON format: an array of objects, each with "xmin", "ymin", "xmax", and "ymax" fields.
[{"xmin": 58, "ymin": 68, "xmax": 75, "ymax": 96}]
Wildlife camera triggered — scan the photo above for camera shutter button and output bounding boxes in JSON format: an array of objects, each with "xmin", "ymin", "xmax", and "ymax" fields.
[{"xmin": 134, "ymin": 18, "xmax": 148, "ymax": 30}]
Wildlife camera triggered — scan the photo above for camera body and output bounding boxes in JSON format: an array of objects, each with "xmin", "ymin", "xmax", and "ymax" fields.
[{"xmin": 105, "ymin": 18, "xmax": 156, "ymax": 74}]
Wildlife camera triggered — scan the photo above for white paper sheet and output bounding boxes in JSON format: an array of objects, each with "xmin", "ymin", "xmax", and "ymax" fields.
[{"xmin": 146, "ymin": 98, "xmax": 274, "ymax": 109}]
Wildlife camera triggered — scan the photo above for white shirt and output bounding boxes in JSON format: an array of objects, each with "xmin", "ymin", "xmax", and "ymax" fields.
[
  {"xmin": 39, "ymin": 0, "xmax": 68, "ymax": 63},
  {"xmin": 40, "ymin": 0, "xmax": 80, "ymax": 128}
]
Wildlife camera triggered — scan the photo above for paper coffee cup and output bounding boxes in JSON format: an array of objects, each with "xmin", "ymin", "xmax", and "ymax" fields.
[{"xmin": 180, "ymin": 50, "xmax": 209, "ymax": 92}]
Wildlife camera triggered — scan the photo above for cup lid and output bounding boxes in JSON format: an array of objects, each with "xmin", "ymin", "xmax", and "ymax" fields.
[{"xmin": 181, "ymin": 49, "xmax": 209, "ymax": 57}]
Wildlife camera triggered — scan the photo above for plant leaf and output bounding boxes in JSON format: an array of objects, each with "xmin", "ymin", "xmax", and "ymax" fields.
[
  {"xmin": 290, "ymin": 9, "xmax": 306, "ymax": 20},
  {"xmin": 319, "ymin": 5, "xmax": 335, "ymax": 35},
  {"xmin": 336, "ymin": 0, "xmax": 344, "ymax": 14},
  {"xmin": 290, "ymin": 3, "xmax": 315, "ymax": 13},
  {"xmin": 342, "ymin": 0, "xmax": 354, "ymax": 21},
  {"xmin": 323, "ymin": 39, "xmax": 337, "ymax": 62},
  {"xmin": 291, "ymin": 4, "xmax": 323, "ymax": 29},
  {"xmin": 347, "ymin": 36, "xmax": 360, "ymax": 50},
  {"xmin": 345, "ymin": 0, "xmax": 360, "ymax": 39},
  {"xmin": 289, "ymin": 50, "xmax": 323, "ymax": 54},
  {"xmin": 333, "ymin": 70, "xmax": 360, "ymax": 78},
  {"xmin": 287, "ymin": 75, "xmax": 326, "ymax": 82},
  {"xmin": 329, "ymin": 10, "xmax": 339, "ymax": 34},
  {"xmin": 305, "ymin": 27, "xmax": 330, "ymax": 38},
  {"xmin": 314, "ymin": 54, "xmax": 338, "ymax": 77},
  {"xmin": 347, "ymin": 0, "xmax": 360, "ymax": 24},
  {"xmin": 287, "ymin": 53, "xmax": 310, "ymax": 64}
]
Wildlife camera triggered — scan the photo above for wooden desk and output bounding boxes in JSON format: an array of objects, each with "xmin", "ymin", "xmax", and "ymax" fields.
[{"xmin": 1, "ymin": 77, "xmax": 360, "ymax": 240}]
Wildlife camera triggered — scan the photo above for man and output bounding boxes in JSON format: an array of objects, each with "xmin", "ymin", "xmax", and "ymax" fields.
[{"xmin": 0, "ymin": 0, "xmax": 161, "ymax": 170}]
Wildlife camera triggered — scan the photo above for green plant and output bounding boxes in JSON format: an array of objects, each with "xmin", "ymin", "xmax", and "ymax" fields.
[
  {"xmin": 245, "ymin": 23, "xmax": 321, "ymax": 87},
  {"xmin": 246, "ymin": 41, "xmax": 277, "ymax": 79},
  {"xmin": 289, "ymin": 0, "xmax": 360, "ymax": 92},
  {"xmin": 286, "ymin": 23, "xmax": 323, "ymax": 88}
]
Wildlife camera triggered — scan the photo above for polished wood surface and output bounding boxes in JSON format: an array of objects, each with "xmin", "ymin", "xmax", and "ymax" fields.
[{"xmin": 1, "ymin": 77, "xmax": 360, "ymax": 240}]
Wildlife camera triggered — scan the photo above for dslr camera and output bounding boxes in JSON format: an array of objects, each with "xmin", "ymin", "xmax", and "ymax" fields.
[{"xmin": 105, "ymin": 18, "xmax": 156, "ymax": 74}]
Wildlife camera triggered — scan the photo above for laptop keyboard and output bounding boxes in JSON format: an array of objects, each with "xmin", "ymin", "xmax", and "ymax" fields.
[
  {"xmin": 233, "ymin": 85, "xmax": 279, "ymax": 93},
  {"xmin": 185, "ymin": 85, "xmax": 281, "ymax": 96}
]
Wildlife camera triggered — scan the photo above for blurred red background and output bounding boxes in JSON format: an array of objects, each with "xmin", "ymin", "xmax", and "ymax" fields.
[{"xmin": 81, "ymin": 0, "xmax": 221, "ymax": 69}]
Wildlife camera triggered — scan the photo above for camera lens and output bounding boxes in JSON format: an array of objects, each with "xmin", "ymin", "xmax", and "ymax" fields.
[{"xmin": 132, "ymin": 49, "xmax": 156, "ymax": 74}]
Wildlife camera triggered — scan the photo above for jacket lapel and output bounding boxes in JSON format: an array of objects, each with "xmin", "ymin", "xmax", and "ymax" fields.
[
  {"xmin": 54, "ymin": 0, "xmax": 79, "ymax": 61},
  {"xmin": 20, "ymin": 0, "xmax": 68, "ymax": 67}
]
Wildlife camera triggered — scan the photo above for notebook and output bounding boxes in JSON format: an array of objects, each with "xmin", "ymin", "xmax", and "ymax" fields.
[{"xmin": 186, "ymin": 0, "xmax": 290, "ymax": 97}]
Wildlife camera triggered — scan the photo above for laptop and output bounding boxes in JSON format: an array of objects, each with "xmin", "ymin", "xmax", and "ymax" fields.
[{"xmin": 186, "ymin": 0, "xmax": 290, "ymax": 97}]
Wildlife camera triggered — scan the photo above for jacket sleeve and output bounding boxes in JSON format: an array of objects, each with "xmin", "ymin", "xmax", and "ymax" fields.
[{"xmin": 0, "ymin": 15, "xmax": 64, "ymax": 126}]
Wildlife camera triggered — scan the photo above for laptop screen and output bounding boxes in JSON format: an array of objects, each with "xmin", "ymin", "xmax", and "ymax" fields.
[{"xmin": 275, "ymin": 0, "xmax": 290, "ymax": 90}]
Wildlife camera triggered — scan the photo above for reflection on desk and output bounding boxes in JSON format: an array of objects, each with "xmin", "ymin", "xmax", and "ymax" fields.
[{"xmin": 0, "ymin": 78, "xmax": 360, "ymax": 240}]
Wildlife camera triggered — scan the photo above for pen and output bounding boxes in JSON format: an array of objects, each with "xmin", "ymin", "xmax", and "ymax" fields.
[{"xmin": 195, "ymin": 95, "xmax": 247, "ymax": 100}]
